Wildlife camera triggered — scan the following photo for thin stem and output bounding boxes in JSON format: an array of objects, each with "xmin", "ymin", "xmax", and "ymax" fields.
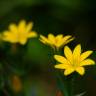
[
  {"xmin": 11, "ymin": 44, "xmax": 17, "ymax": 54},
  {"xmin": 56, "ymin": 72, "xmax": 69, "ymax": 96},
  {"xmin": 69, "ymin": 75, "xmax": 76, "ymax": 96},
  {"xmin": 70, "ymin": 77, "xmax": 74, "ymax": 96}
]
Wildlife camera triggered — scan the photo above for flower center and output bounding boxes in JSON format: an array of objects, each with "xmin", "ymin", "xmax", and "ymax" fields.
[{"xmin": 72, "ymin": 58, "xmax": 80, "ymax": 68}]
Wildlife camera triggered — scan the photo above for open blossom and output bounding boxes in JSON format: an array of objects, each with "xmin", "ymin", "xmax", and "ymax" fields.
[
  {"xmin": 40, "ymin": 34, "xmax": 74, "ymax": 49},
  {"xmin": 2, "ymin": 20, "xmax": 37, "ymax": 45},
  {"xmin": 54, "ymin": 44, "xmax": 95, "ymax": 76}
]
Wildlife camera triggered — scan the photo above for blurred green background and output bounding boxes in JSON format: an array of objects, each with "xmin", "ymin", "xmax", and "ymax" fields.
[{"xmin": 0, "ymin": 0, "xmax": 96, "ymax": 96}]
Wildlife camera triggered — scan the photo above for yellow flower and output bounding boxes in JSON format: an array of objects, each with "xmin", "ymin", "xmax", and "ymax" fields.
[
  {"xmin": 40, "ymin": 34, "xmax": 74, "ymax": 49},
  {"xmin": 54, "ymin": 44, "xmax": 95, "ymax": 76},
  {"xmin": 11, "ymin": 75, "xmax": 22, "ymax": 93},
  {"xmin": 2, "ymin": 20, "xmax": 37, "ymax": 45}
]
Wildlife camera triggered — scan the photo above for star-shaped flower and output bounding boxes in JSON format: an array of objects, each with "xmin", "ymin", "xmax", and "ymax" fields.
[
  {"xmin": 40, "ymin": 34, "xmax": 74, "ymax": 49},
  {"xmin": 2, "ymin": 20, "xmax": 37, "ymax": 45},
  {"xmin": 54, "ymin": 44, "xmax": 95, "ymax": 76}
]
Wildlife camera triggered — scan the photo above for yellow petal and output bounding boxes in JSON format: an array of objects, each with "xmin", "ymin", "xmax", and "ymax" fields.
[
  {"xmin": 80, "ymin": 59, "xmax": 95, "ymax": 66},
  {"xmin": 64, "ymin": 68, "xmax": 75, "ymax": 76},
  {"xmin": 73, "ymin": 44, "xmax": 81, "ymax": 61},
  {"xmin": 54, "ymin": 55, "xmax": 69, "ymax": 64},
  {"xmin": 18, "ymin": 20, "xmax": 26, "ymax": 33},
  {"xmin": 39, "ymin": 39, "xmax": 46, "ymax": 44},
  {"xmin": 28, "ymin": 31, "xmax": 37, "ymax": 38},
  {"xmin": 3, "ymin": 31, "xmax": 18, "ymax": 43},
  {"xmin": 3, "ymin": 31, "xmax": 10, "ymax": 36},
  {"xmin": 56, "ymin": 34, "xmax": 63, "ymax": 40},
  {"xmin": 26, "ymin": 22, "xmax": 33, "ymax": 32},
  {"xmin": 9, "ymin": 24, "xmax": 17, "ymax": 34},
  {"xmin": 80, "ymin": 51, "xmax": 93, "ymax": 61},
  {"xmin": 64, "ymin": 46, "xmax": 73, "ymax": 63},
  {"xmin": 40, "ymin": 35, "xmax": 49, "ymax": 44},
  {"xmin": 48, "ymin": 34, "xmax": 55, "ymax": 44},
  {"xmin": 19, "ymin": 37, "xmax": 27, "ymax": 45},
  {"xmin": 55, "ymin": 34, "xmax": 63, "ymax": 47},
  {"xmin": 64, "ymin": 37, "xmax": 74, "ymax": 45},
  {"xmin": 62, "ymin": 35, "xmax": 71, "ymax": 43},
  {"xmin": 75, "ymin": 67, "xmax": 85, "ymax": 75},
  {"xmin": 54, "ymin": 64, "xmax": 70, "ymax": 69}
]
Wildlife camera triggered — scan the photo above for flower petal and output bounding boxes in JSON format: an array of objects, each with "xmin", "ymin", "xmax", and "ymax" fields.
[
  {"xmin": 80, "ymin": 51, "xmax": 93, "ymax": 62},
  {"xmin": 64, "ymin": 46, "xmax": 73, "ymax": 63},
  {"xmin": 48, "ymin": 34, "xmax": 55, "ymax": 44},
  {"xmin": 73, "ymin": 44, "xmax": 81, "ymax": 62},
  {"xmin": 64, "ymin": 68, "xmax": 75, "ymax": 76},
  {"xmin": 56, "ymin": 34, "xmax": 63, "ymax": 40},
  {"xmin": 64, "ymin": 37, "xmax": 74, "ymax": 45},
  {"xmin": 26, "ymin": 22, "xmax": 33, "ymax": 32},
  {"xmin": 62, "ymin": 35, "xmax": 72, "ymax": 42},
  {"xmin": 3, "ymin": 31, "xmax": 18, "ymax": 43},
  {"xmin": 9, "ymin": 24, "xmax": 17, "ymax": 34},
  {"xmin": 54, "ymin": 64, "xmax": 70, "ymax": 69},
  {"xmin": 28, "ymin": 31, "xmax": 37, "ymax": 38},
  {"xmin": 54, "ymin": 35, "xmax": 63, "ymax": 47},
  {"xmin": 54, "ymin": 55, "xmax": 69, "ymax": 64},
  {"xmin": 19, "ymin": 38, "xmax": 27, "ymax": 45},
  {"xmin": 73, "ymin": 44, "xmax": 81, "ymax": 56},
  {"xmin": 75, "ymin": 67, "xmax": 85, "ymax": 75},
  {"xmin": 80, "ymin": 59, "xmax": 95, "ymax": 66},
  {"xmin": 40, "ymin": 35, "xmax": 49, "ymax": 44},
  {"xmin": 18, "ymin": 20, "xmax": 26, "ymax": 33}
]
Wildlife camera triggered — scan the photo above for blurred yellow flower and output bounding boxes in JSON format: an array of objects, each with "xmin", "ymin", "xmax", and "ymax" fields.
[
  {"xmin": 40, "ymin": 34, "xmax": 74, "ymax": 49},
  {"xmin": 2, "ymin": 20, "xmax": 37, "ymax": 45},
  {"xmin": 54, "ymin": 44, "xmax": 95, "ymax": 76},
  {"xmin": 11, "ymin": 75, "xmax": 22, "ymax": 93}
]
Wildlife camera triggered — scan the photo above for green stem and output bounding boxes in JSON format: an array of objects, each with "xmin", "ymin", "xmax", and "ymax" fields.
[
  {"xmin": 69, "ymin": 75, "xmax": 76, "ymax": 96},
  {"xmin": 56, "ymin": 72, "xmax": 69, "ymax": 96},
  {"xmin": 11, "ymin": 44, "xmax": 17, "ymax": 54}
]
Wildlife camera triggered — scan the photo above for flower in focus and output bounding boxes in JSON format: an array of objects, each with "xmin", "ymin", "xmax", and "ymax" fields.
[
  {"xmin": 40, "ymin": 34, "xmax": 74, "ymax": 49},
  {"xmin": 2, "ymin": 20, "xmax": 37, "ymax": 45},
  {"xmin": 11, "ymin": 75, "xmax": 22, "ymax": 93},
  {"xmin": 54, "ymin": 44, "xmax": 95, "ymax": 76}
]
